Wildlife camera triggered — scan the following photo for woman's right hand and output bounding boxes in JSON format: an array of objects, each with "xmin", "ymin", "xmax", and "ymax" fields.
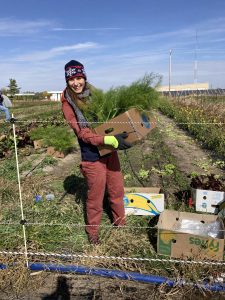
[{"xmin": 104, "ymin": 133, "xmax": 131, "ymax": 150}]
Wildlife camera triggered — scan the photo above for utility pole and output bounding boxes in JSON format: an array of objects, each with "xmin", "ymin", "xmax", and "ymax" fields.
[{"xmin": 169, "ymin": 49, "xmax": 172, "ymax": 94}]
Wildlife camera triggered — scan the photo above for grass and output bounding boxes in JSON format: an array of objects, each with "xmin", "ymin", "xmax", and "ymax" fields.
[
  {"xmin": 0, "ymin": 82, "xmax": 225, "ymax": 297},
  {"xmin": 0, "ymin": 134, "xmax": 222, "ymax": 280},
  {"xmin": 0, "ymin": 158, "xmax": 18, "ymax": 181}
]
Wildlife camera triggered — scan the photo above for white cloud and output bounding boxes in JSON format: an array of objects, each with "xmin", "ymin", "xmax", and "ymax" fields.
[
  {"xmin": 15, "ymin": 42, "xmax": 99, "ymax": 62},
  {"xmin": 0, "ymin": 18, "xmax": 53, "ymax": 36},
  {"xmin": 53, "ymin": 27, "xmax": 122, "ymax": 31}
]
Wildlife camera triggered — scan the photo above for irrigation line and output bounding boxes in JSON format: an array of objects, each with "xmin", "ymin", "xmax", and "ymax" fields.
[
  {"xmin": 124, "ymin": 149, "xmax": 145, "ymax": 187},
  {"xmin": 12, "ymin": 115, "xmax": 28, "ymax": 268},
  {"xmin": 0, "ymin": 250, "xmax": 225, "ymax": 266},
  {"xmin": 1, "ymin": 262, "xmax": 224, "ymax": 291}
]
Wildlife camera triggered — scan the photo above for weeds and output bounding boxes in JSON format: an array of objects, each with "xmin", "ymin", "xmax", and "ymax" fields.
[{"xmin": 0, "ymin": 86, "xmax": 224, "ymax": 298}]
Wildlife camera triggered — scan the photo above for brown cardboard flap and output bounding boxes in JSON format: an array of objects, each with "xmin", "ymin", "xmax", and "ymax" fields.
[{"xmin": 158, "ymin": 209, "xmax": 220, "ymax": 229}]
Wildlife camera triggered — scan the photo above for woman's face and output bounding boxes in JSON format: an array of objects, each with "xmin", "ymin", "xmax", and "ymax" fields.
[{"xmin": 68, "ymin": 77, "xmax": 86, "ymax": 94}]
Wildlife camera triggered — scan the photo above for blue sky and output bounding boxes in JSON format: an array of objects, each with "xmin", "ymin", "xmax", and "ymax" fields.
[{"xmin": 1, "ymin": 0, "xmax": 225, "ymax": 92}]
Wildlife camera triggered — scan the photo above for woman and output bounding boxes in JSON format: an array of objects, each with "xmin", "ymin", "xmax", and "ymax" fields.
[{"xmin": 61, "ymin": 60, "xmax": 131, "ymax": 245}]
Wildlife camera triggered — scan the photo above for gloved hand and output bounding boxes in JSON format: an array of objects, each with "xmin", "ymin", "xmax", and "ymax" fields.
[
  {"xmin": 104, "ymin": 136, "xmax": 119, "ymax": 148},
  {"xmin": 104, "ymin": 133, "xmax": 131, "ymax": 150},
  {"xmin": 114, "ymin": 132, "xmax": 132, "ymax": 150}
]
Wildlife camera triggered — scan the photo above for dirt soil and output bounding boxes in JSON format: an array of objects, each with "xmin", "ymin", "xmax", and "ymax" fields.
[
  {"xmin": 2, "ymin": 272, "xmax": 225, "ymax": 300},
  {"xmin": 2, "ymin": 112, "xmax": 225, "ymax": 300},
  {"xmin": 156, "ymin": 111, "xmax": 224, "ymax": 177}
]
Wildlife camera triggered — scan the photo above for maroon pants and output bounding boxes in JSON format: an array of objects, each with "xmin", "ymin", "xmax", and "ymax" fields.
[{"xmin": 80, "ymin": 151, "xmax": 126, "ymax": 236}]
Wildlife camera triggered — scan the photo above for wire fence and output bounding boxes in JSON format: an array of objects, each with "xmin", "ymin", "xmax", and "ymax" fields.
[{"xmin": 0, "ymin": 111, "xmax": 225, "ymax": 287}]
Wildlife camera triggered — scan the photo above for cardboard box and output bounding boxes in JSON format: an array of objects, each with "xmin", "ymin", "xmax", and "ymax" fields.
[
  {"xmin": 94, "ymin": 108, "xmax": 156, "ymax": 156},
  {"xmin": 47, "ymin": 146, "xmax": 65, "ymax": 158},
  {"xmin": 123, "ymin": 187, "xmax": 164, "ymax": 216},
  {"xmin": 33, "ymin": 139, "xmax": 44, "ymax": 149},
  {"xmin": 157, "ymin": 210, "xmax": 225, "ymax": 261},
  {"xmin": 192, "ymin": 188, "xmax": 225, "ymax": 214}
]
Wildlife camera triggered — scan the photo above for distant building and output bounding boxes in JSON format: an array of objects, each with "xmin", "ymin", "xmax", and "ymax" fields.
[
  {"xmin": 7, "ymin": 93, "xmax": 35, "ymax": 98},
  {"xmin": 47, "ymin": 91, "xmax": 62, "ymax": 101},
  {"xmin": 157, "ymin": 82, "xmax": 209, "ymax": 92},
  {"xmin": 158, "ymin": 82, "xmax": 225, "ymax": 97},
  {"xmin": 14, "ymin": 93, "xmax": 35, "ymax": 96},
  {"xmin": 10, "ymin": 93, "xmax": 36, "ymax": 100}
]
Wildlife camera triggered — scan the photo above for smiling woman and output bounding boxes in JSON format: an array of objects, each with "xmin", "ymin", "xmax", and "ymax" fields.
[
  {"xmin": 61, "ymin": 59, "xmax": 131, "ymax": 245},
  {"xmin": 65, "ymin": 60, "xmax": 87, "ymax": 94}
]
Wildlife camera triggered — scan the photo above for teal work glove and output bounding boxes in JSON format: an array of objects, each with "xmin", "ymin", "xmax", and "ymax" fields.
[{"xmin": 104, "ymin": 136, "xmax": 119, "ymax": 148}]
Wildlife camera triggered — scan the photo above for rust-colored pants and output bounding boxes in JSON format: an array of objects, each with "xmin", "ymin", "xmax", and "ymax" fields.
[{"xmin": 80, "ymin": 151, "xmax": 125, "ymax": 236}]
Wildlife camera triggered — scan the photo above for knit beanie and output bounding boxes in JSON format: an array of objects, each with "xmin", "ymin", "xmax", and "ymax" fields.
[{"xmin": 65, "ymin": 60, "xmax": 87, "ymax": 81}]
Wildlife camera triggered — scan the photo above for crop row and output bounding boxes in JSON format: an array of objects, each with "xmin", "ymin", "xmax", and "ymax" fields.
[{"xmin": 158, "ymin": 97, "xmax": 225, "ymax": 159}]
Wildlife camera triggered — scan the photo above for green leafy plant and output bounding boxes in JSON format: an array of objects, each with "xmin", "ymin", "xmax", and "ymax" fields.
[
  {"xmin": 138, "ymin": 168, "xmax": 150, "ymax": 180},
  {"xmin": 86, "ymin": 73, "xmax": 161, "ymax": 124},
  {"xmin": 190, "ymin": 174, "xmax": 225, "ymax": 191},
  {"xmin": 163, "ymin": 163, "xmax": 176, "ymax": 175},
  {"xmin": 29, "ymin": 126, "xmax": 76, "ymax": 152}
]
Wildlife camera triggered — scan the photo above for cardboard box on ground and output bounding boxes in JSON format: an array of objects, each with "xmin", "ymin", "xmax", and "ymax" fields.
[
  {"xmin": 94, "ymin": 108, "xmax": 156, "ymax": 156},
  {"xmin": 123, "ymin": 187, "xmax": 164, "ymax": 216},
  {"xmin": 33, "ymin": 139, "xmax": 44, "ymax": 150},
  {"xmin": 47, "ymin": 146, "xmax": 65, "ymax": 158},
  {"xmin": 157, "ymin": 210, "xmax": 225, "ymax": 261},
  {"xmin": 192, "ymin": 188, "xmax": 225, "ymax": 214}
]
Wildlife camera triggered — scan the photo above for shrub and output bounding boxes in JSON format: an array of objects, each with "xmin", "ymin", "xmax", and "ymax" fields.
[{"xmin": 86, "ymin": 73, "xmax": 162, "ymax": 124}]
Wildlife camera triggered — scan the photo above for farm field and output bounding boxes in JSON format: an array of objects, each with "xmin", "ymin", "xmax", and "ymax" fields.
[{"xmin": 0, "ymin": 96, "xmax": 225, "ymax": 299}]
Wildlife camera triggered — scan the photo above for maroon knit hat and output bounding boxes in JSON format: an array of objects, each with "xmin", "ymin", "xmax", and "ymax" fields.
[{"xmin": 65, "ymin": 60, "xmax": 87, "ymax": 81}]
